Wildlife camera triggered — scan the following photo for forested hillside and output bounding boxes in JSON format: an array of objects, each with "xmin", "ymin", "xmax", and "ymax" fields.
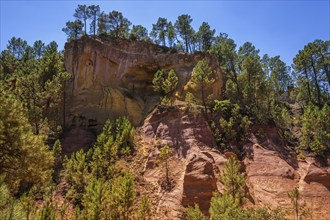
[{"xmin": 0, "ymin": 4, "xmax": 329, "ymax": 220}]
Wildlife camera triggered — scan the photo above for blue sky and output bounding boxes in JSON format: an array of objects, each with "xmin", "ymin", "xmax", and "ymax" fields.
[{"xmin": 1, "ymin": 1, "xmax": 329, "ymax": 66}]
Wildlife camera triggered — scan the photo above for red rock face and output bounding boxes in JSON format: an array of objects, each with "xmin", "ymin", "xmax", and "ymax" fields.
[
  {"xmin": 301, "ymin": 163, "xmax": 330, "ymax": 218},
  {"xmin": 182, "ymin": 152, "xmax": 219, "ymax": 215},
  {"xmin": 244, "ymin": 127, "xmax": 330, "ymax": 219},
  {"xmin": 60, "ymin": 106, "xmax": 330, "ymax": 219},
  {"xmin": 139, "ymin": 107, "xmax": 226, "ymax": 219},
  {"xmin": 244, "ymin": 144, "xmax": 299, "ymax": 208},
  {"xmin": 304, "ymin": 163, "xmax": 330, "ymax": 189},
  {"xmin": 135, "ymin": 109, "xmax": 330, "ymax": 219}
]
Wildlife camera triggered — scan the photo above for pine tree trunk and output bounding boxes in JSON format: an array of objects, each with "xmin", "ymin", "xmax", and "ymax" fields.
[
  {"xmin": 84, "ymin": 19, "xmax": 87, "ymax": 35},
  {"xmin": 311, "ymin": 58, "xmax": 322, "ymax": 108},
  {"xmin": 166, "ymin": 159, "xmax": 169, "ymax": 186},
  {"xmin": 185, "ymin": 34, "xmax": 188, "ymax": 52},
  {"xmin": 201, "ymin": 83, "xmax": 207, "ymax": 113},
  {"xmin": 94, "ymin": 14, "xmax": 96, "ymax": 37},
  {"xmin": 304, "ymin": 68, "xmax": 312, "ymax": 103},
  {"xmin": 295, "ymin": 200, "xmax": 299, "ymax": 220},
  {"xmin": 63, "ymin": 80, "xmax": 66, "ymax": 128}
]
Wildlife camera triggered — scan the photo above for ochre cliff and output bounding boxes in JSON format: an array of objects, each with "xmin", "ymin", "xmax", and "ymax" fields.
[
  {"xmin": 62, "ymin": 37, "xmax": 330, "ymax": 219},
  {"xmin": 64, "ymin": 36, "xmax": 222, "ymax": 128},
  {"xmin": 131, "ymin": 110, "xmax": 330, "ymax": 219},
  {"xmin": 132, "ymin": 106, "xmax": 227, "ymax": 218}
]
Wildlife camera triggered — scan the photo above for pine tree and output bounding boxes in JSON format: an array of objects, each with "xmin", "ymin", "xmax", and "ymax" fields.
[
  {"xmin": 64, "ymin": 149, "xmax": 90, "ymax": 203},
  {"xmin": 266, "ymin": 55, "xmax": 291, "ymax": 95},
  {"xmin": 288, "ymin": 187, "xmax": 300, "ymax": 220},
  {"xmin": 190, "ymin": 59, "xmax": 215, "ymax": 112},
  {"xmin": 0, "ymin": 175, "xmax": 25, "ymax": 219},
  {"xmin": 151, "ymin": 17, "xmax": 169, "ymax": 46},
  {"xmin": 73, "ymin": 5, "xmax": 89, "ymax": 35},
  {"xmin": 167, "ymin": 22, "xmax": 176, "ymax": 47},
  {"xmin": 97, "ymin": 12, "xmax": 109, "ymax": 35},
  {"xmin": 114, "ymin": 117, "xmax": 135, "ymax": 156},
  {"xmin": 82, "ymin": 178, "xmax": 111, "ymax": 220},
  {"xmin": 152, "ymin": 69, "xmax": 179, "ymax": 106},
  {"xmin": 293, "ymin": 40, "xmax": 330, "ymax": 108},
  {"xmin": 249, "ymin": 206, "xmax": 286, "ymax": 220},
  {"xmin": 62, "ymin": 20, "xmax": 84, "ymax": 40},
  {"xmin": 212, "ymin": 100, "xmax": 249, "ymax": 148},
  {"xmin": 159, "ymin": 145, "xmax": 173, "ymax": 187},
  {"xmin": 11, "ymin": 43, "xmax": 70, "ymax": 137},
  {"xmin": 0, "ymin": 87, "xmax": 54, "ymax": 192},
  {"xmin": 112, "ymin": 173, "xmax": 136, "ymax": 220},
  {"xmin": 152, "ymin": 69, "xmax": 165, "ymax": 94},
  {"xmin": 197, "ymin": 22, "xmax": 215, "ymax": 52},
  {"xmin": 0, "ymin": 49, "xmax": 19, "ymax": 77},
  {"xmin": 52, "ymin": 139, "xmax": 62, "ymax": 181},
  {"xmin": 238, "ymin": 50, "xmax": 270, "ymax": 122},
  {"xmin": 300, "ymin": 104, "xmax": 330, "ymax": 155},
  {"xmin": 90, "ymin": 120, "xmax": 117, "ymax": 179},
  {"xmin": 210, "ymin": 34, "xmax": 241, "ymax": 102},
  {"xmin": 183, "ymin": 204, "xmax": 207, "ymax": 220},
  {"xmin": 130, "ymin": 25, "xmax": 150, "ymax": 41},
  {"xmin": 38, "ymin": 201, "xmax": 56, "ymax": 220},
  {"xmin": 108, "ymin": 10, "xmax": 132, "ymax": 38},
  {"xmin": 209, "ymin": 193, "xmax": 242, "ymax": 220},
  {"xmin": 287, "ymin": 187, "xmax": 312, "ymax": 220},
  {"xmin": 87, "ymin": 5, "xmax": 100, "ymax": 37},
  {"xmin": 32, "ymin": 40, "xmax": 45, "ymax": 59},
  {"xmin": 219, "ymin": 156, "xmax": 246, "ymax": 204},
  {"xmin": 7, "ymin": 37, "xmax": 28, "ymax": 59},
  {"xmin": 20, "ymin": 189, "xmax": 36, "ymax": 220},
  {"xmin": 185, "ymin": 92, "xmax": 198, "ymax": 106},
  {"xmin": 52, "ymin": 139, "xmax": 62, "ymax": 166},
  {"xmin": 175, "ymin": 14, "xmax": 194, "ymax": 52},
  {"xmin": 137, "ymin": 195, "xmax": 152, "ymax": 220},
  {"xmin": 238, "ymin": 41, "xmax": 260, "ymax": 64},
  {"xmin": 58, "ymin": 202, "xmax": 68, "ymax": 220},
  {"xmin": 162, "ymin": 69, "xmax": 178, "ymax": 106}
]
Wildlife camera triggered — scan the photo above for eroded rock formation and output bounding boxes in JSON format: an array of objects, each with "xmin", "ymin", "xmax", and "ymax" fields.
[
  {"xmin": 134, "ymin": 110, "xmax": 330, "ymax": 219},
  {"xmin": 244, "ymin": 126, "xmax": 330, "ymax": 219},
  {"xmin": 62, "ymin": 36, "xmax": 330, "ymax": 219},
  {"xmin": 64, "ymin": 36, "xmax": 222, "ymax": 128},
  {"xmin": 138, "ymin": 106, "xmax": 227, "ymax": 218}
]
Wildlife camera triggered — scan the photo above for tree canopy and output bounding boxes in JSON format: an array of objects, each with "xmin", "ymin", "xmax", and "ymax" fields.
[{"xmin": 0, "ymin": 86, "xmax": 54, "ymax": 192}]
